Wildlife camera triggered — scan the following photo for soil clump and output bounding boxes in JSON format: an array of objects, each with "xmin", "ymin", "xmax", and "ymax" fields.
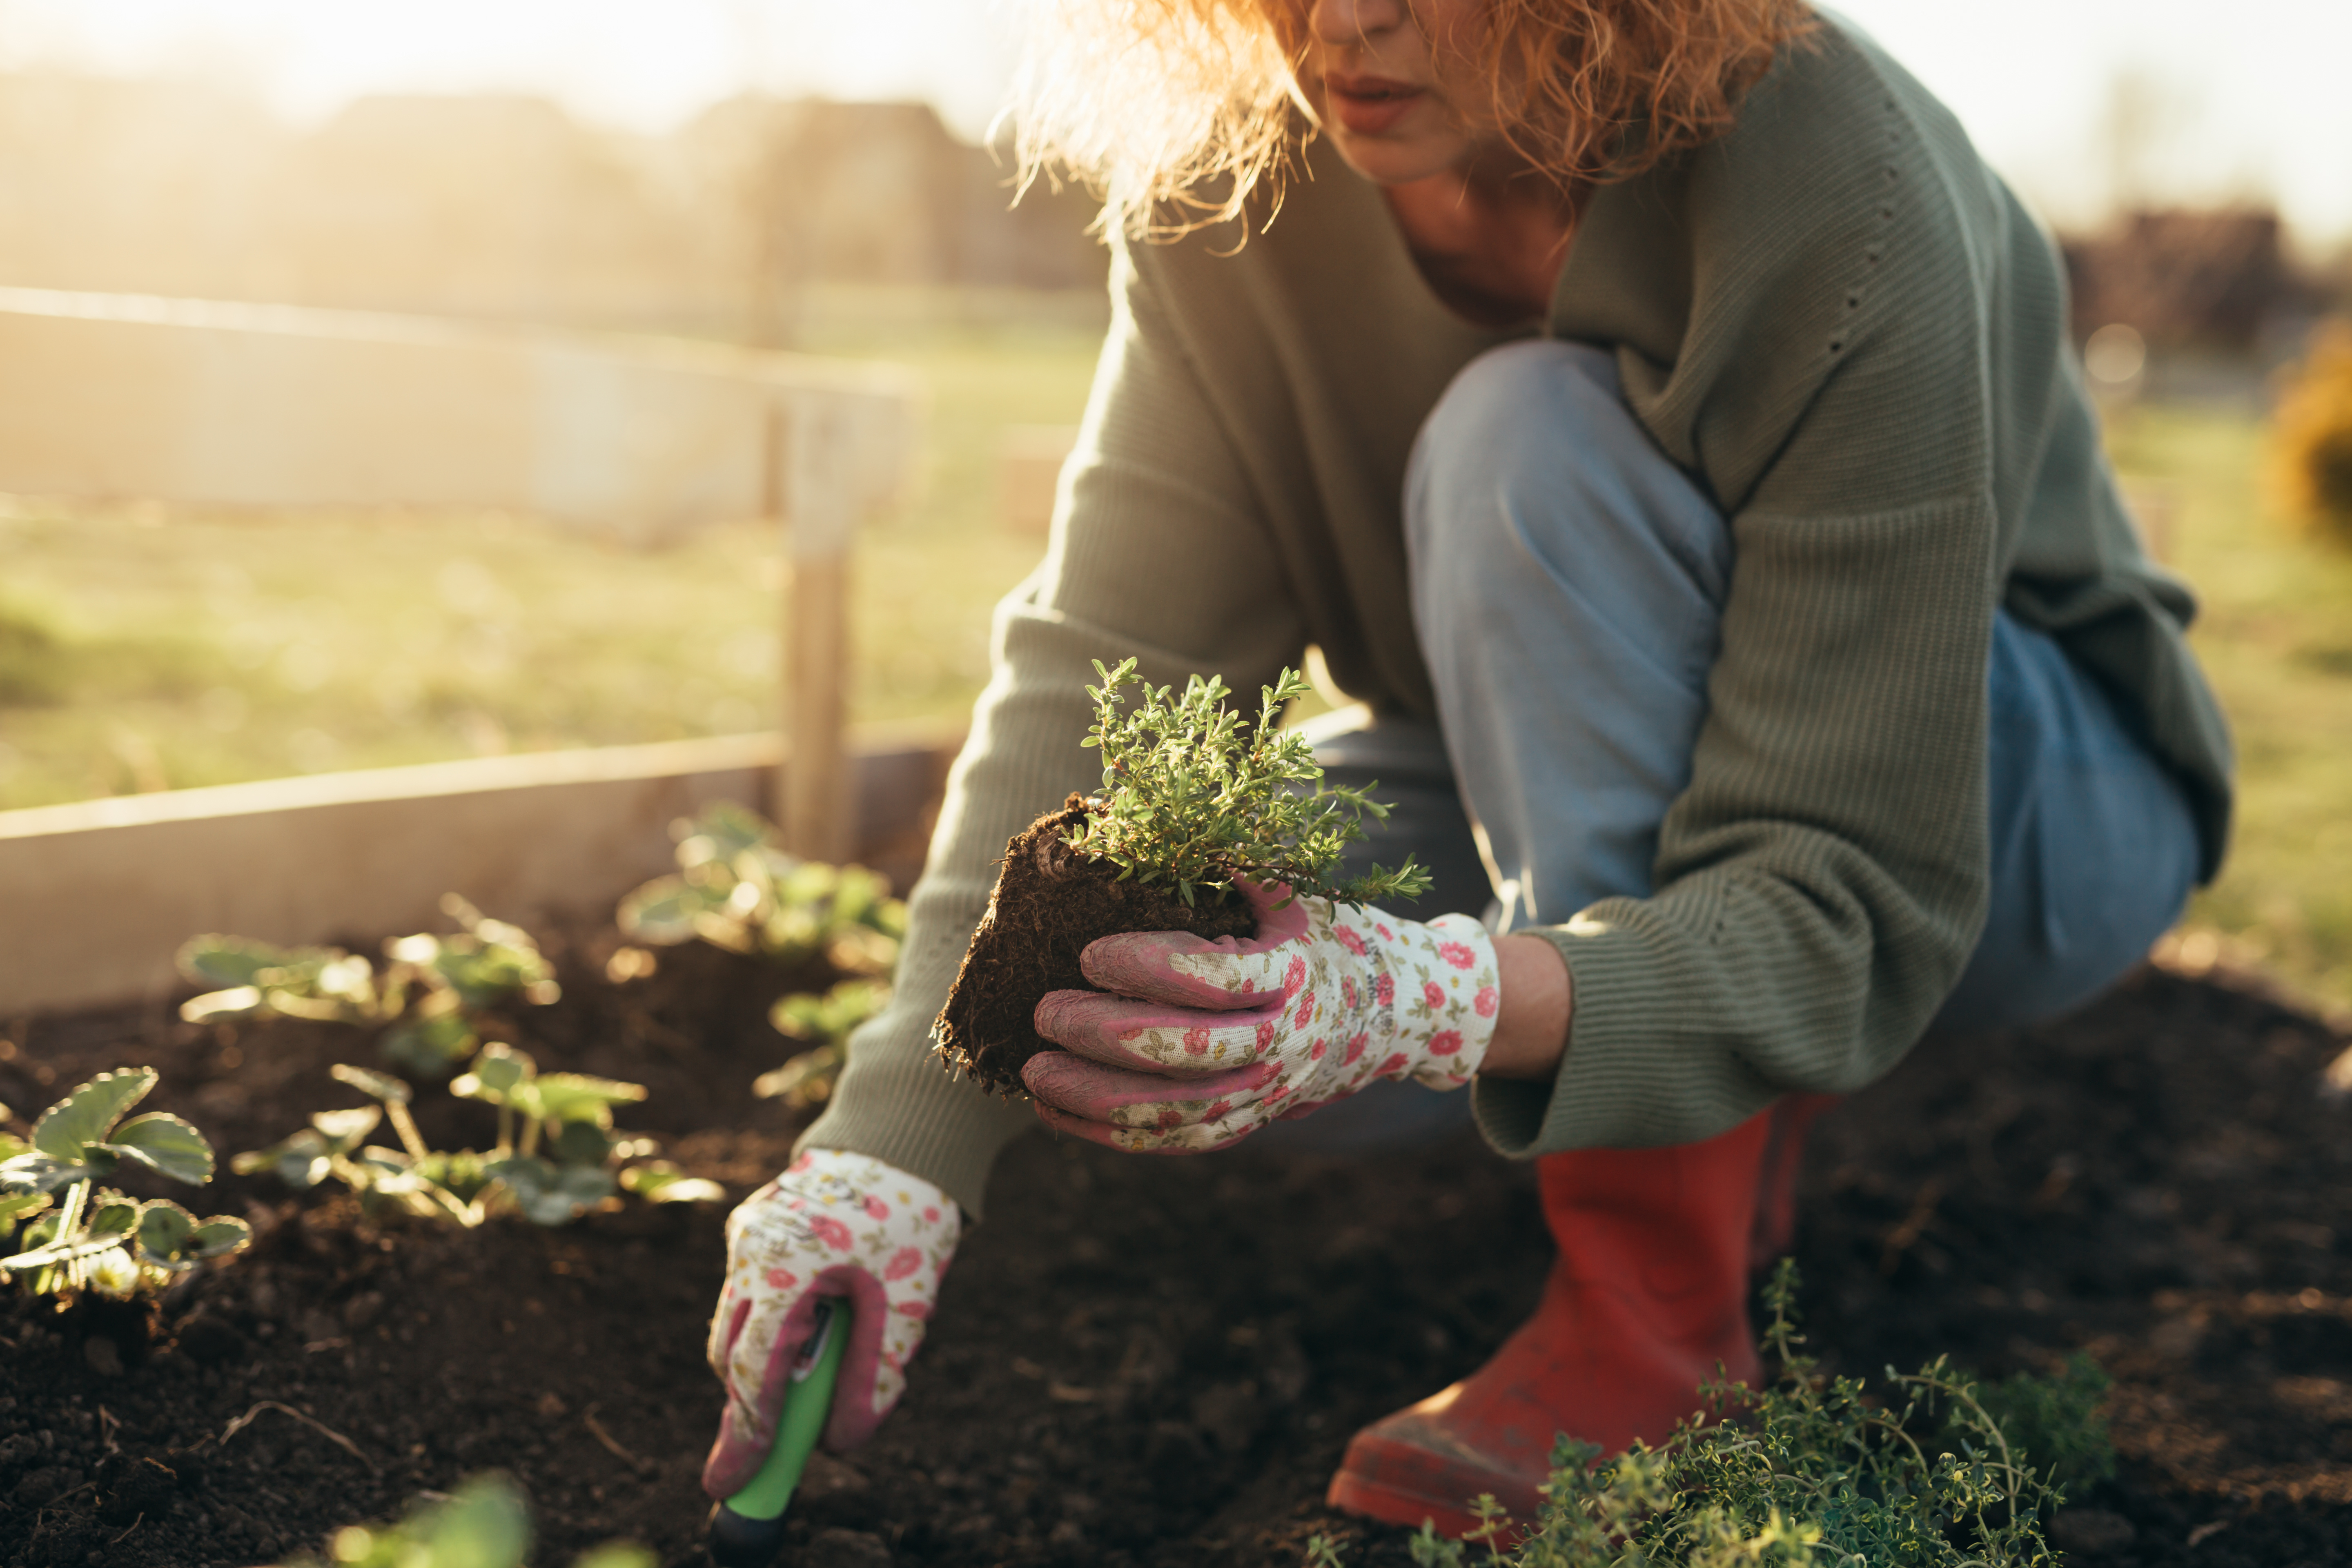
[
  {"xmin": 2, "ymin": 947, "xmax": 2350, "ymax": 1566},
  {"xmin": 935, "ymin": 795, "xmax": 1256, "ymax": 1095}
]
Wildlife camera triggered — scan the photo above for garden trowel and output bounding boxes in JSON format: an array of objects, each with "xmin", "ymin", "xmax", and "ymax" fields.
[{"xmin": 707, "ymin": 1296, "xmax": 850, "ymax": 1568}]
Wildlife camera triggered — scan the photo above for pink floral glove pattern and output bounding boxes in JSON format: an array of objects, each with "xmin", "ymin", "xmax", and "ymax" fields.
[
  {"xmin": 703, "ymin": 1148, "xmax": 959, "ymax": 1497},
  {"xmin": 1023, "ymin": 879, "xmax": 1499, "ymax": 1153}
]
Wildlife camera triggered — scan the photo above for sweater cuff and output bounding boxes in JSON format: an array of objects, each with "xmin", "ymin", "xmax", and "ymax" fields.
[
  {"xmin": 793, "ymin": 1018, "xmax": 1040, "ymax": 1222},
  {"xmin": 1468, "ymin": 917, "xmax": 1777, "ymax": 1160}
]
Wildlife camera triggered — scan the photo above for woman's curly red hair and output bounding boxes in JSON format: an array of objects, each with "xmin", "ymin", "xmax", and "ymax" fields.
[{"xmin": 1011, "ymin": 0, "xmax": 1813, "ymax": 237}]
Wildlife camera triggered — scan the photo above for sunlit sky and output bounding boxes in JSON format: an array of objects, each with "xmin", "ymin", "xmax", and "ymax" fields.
[{"xmin": 4, "ymin": 0, "xmax": 2349, "ymax": 244}]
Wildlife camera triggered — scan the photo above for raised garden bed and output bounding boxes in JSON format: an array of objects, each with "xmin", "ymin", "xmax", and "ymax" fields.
[{"xmin": 4, "ymin": 937, "xmax": 2350, "ymax": 1566}]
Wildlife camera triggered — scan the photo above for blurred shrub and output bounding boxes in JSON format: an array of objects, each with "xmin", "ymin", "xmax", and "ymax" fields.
[
  {"xmin": 0, "ymin": 596, "xmax": 76, "ymax": 705},
  {"xmin": 2272, "ymin": 318, "xmax": 2352, "ymax": 547}
]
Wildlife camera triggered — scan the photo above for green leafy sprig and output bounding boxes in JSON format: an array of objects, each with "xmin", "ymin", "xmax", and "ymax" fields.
[{"xmin": 1069, "ymin": 658, "xmax": 1430, "ymax": 909}]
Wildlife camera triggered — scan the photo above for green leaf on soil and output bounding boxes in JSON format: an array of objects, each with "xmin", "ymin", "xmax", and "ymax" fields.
[
  {"xmin": 619, "ymin": 1161, "xmax": 726, "ymax": 1205},
  {"xmin": 234, "ymin": 1128, "xmax": 334, "ymax": 1189},
  {"xmin": 379, "ymin": 1008, "xmax": 479, "ymax": 1078},
  {"xmin": 549, "ymin": 1120, "xmax": 616, "ymax": 1167},
  {"xmin": 189, "ymin": 1216, "xmax": 252, "ymax": 1258},
  {"xmin": 614, "ymin": 873, "xmax": 707, "ymax": 945},
  {"xmin": 0, "ymin": 1151, "xmax": 98, "ymax": 1193},
  {"xmin": 180, "ymin": 985, "xmax": 267, "ymax": 1024},
  {"xmin": 176, "ymin": 933, "xmax": 301, "ymax": 988},
  {"xmin": 490, "ymin": 1155, "xmax": 614, "ymax": 1226},
  {"xmin": 312, "ymin": 1105, "xmax": 384, "ymax": 1148},
  {"xmin": 97, "ymin": 1111, "xmax": 216, "ymax": 1184},
  {"xmin": 529, "ymin": 1073, "xmax": 647, "ymax": 1127},
  {"xmin": 135, "ymin": 1198, "xmax": 196, "ymax": 1264},
  {"xmin": 0, "ymin": 1190, "xmax": 51, "ymax": 1227},
  {"xmin": 31, "ymin": 1066, "xmax": 156, "ymax": 1161},
  {"xmin": 87, "ymin": 1192, "xmax": 141, "ymax": 1238}
]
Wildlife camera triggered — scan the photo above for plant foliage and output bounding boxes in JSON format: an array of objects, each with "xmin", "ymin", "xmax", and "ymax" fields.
[
  {"xmin": 177, "ymin": 893, "xmax": 561, "ymax": 1078},
  {"xmin": 1314, "ymin": 1261, "xmax": 2099, "ymax": 1568},
  {"xmin": 234, "ymin": 1049, "xmax": 722, "ymax": 1229},
  {"xmin": 616, "ymin": 801, "xmax": 905, "ymax": 972},
  {"xmin": 753, "ymin": 977, "xmax": 891, "ymax": 1108},
  {"xmin": 276, "ymin": 1472, "xmax": 649, "ymax": 1568},
  {"xmin": 617, "ymin": 802, "xmax": 907, "ymax": 1109},
  {"xmin": 0, "ymin": 1067, "xmax": 250, "ymax": 1301},
  {"xmin": 1071, "ymin": 657, "xmax": 1430, "ymax": 908}
]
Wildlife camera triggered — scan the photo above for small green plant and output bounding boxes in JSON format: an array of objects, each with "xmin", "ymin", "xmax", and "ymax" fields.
[
  {"xmin": 1336, "ymin": 1261, "xmax": 2095, "ymax": 1568},
  {"xmin": 178, "ymin": 894, "xmax": 561, "ymax": 1078},
  {"xmin": 753, "ymin": 977, "xmax": 892, "ymax": 1108},
  {"xmin": 1072, "ymin": 657, "xmax": 1430, "ymax": 908},
  {"xmin": 0, "ymin": 1068, "xmax": 251, "ymax": 1301},
  {"xmin": 616, "ymin": 801, "xmax": 906, "ymax": 971},
  {"xmin": 277, "ymin": 1472, "xmax": 650, "ymax": 1568},
  {"xmin": 235, "ymin": 1050, "xmax": 721, "ymax": 1228}
]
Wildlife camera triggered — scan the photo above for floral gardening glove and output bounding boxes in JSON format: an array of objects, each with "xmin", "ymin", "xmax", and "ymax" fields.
[
  {"xmin": 703, "ymin": 1148, "xmax": 959, "ymax": 1497},
  {"xmin": 1023, "ymin": 878, "xmax": 1499, "ymax": 1152}
]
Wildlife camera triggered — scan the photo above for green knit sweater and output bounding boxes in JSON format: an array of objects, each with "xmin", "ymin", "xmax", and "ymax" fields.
[{"xmin": 800, "ymin": 17, "xmax": 2233, "ymax": 1218}]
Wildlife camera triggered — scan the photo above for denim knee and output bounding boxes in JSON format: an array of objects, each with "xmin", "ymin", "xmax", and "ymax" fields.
[{"xmin": 1407, "ymin": 340, "xmax": 1730, "ymax": 656}]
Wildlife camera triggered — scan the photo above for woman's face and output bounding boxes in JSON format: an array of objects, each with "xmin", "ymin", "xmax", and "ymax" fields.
[{"xmin": 1296, "ymin": 0, "xmax": 1490, "ymax": 186}]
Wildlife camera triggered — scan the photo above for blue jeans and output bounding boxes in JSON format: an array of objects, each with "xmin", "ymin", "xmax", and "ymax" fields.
[{"xmin": 1260, "ymin": 340, "xmax": 2199, "ymax": 1153}]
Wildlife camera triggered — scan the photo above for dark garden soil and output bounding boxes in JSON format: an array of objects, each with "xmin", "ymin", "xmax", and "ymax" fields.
[
  {"xmin": 935, "ymin": 795, "xmax": 1256, "ymax": 1095},
  {"xmin": 5, "ymin": 933, "xmax": 2352, "ymax": 1568}
]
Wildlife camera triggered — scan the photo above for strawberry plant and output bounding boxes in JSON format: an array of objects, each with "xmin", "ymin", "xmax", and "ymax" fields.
[
  {"xmin": 177, "ymin": 894, "xmax": 561, "ymax": 1078},
  {"xmin": 277, "ymin": 1473, "xmax": 649, "ymax": 1568},
  {"xmin": 617, "ymin": 801, "xmax": 908, "ymax": 1109},
  {"xmin": 616, "ymin": 800, "xmax": 905, "ymax": 973},
  {"xmin": 0, "ymin": 1067, "xmax": 250, "ymax": 1300},
  {"xmin": 936, "ymin": 657, "xmax": 1429, "ymax": 1094},
  {"xmin": 235, "ymin": 1050, "xmax": 721, "ymax": 1228},
  {"xmin": 752, "ymin": 977, "xmax": 891, "ymax": 1109}
]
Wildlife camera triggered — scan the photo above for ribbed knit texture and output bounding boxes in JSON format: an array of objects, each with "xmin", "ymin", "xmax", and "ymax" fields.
[{"xmin": 799, "ymin": 17, "xmax": 2234, "ymax": 1207}]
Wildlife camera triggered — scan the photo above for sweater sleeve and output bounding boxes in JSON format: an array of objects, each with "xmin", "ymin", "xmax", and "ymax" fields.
[
  {"xmin": 796, "ymin": 237, "xmax": 1310, "ymax": 1218},
  {"xmin": 1474, "ymin": 31, "xmax": 2016, "ymax": 1155}
]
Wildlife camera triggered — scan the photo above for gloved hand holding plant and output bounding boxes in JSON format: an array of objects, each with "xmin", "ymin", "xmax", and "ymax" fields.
[
  {"xmin": 1025, "ymin": 876, "xmax": 1496, "ymax": 1151},
  {"xmin": 935, "ymin": 657, "xmax": 1488, "ymax": 1150},
  {"xmin": 703, "ymin": 1149, "xmax": 959, "ymax": 1497}
]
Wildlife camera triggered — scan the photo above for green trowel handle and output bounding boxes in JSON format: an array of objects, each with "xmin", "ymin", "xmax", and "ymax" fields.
[{"xmin": 729, "ymin": 1296, "xmax": 850, "ymax": 1519}]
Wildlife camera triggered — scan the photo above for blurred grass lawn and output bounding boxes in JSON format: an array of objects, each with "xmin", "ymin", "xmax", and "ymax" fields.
[
  {"xmin": 2, "ymin": 298, "xmax": 2346, "ymax": 1017},
  {"xmin": 0, "ymin": 286, "xmax": 1105, "ymax": 804},
  {"xmin": 2110, "ymin": 403, "xmax": 2352, "ymax": 1018}
]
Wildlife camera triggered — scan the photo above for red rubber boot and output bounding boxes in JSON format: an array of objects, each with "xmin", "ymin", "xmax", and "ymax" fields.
[{"xmin": 1325, "ymin": 1110, "xmax": 1775, "ymax": 1539}]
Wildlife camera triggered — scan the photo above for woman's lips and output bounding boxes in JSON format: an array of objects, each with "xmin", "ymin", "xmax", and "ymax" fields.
[{"xmin": 1322, "ymin": 73, "xmax": 1425, "ymax": 137}]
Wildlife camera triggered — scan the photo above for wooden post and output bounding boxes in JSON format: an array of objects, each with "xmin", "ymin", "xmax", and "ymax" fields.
[{"xmin": 774, "ymin": 393, "xmax": 859, "ymax": 864}]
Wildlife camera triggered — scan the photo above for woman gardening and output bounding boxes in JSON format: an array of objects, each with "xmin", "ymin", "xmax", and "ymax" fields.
[{"xmin": 703, "ymin": 0, "xmax": 2232, "ymax": 1537}]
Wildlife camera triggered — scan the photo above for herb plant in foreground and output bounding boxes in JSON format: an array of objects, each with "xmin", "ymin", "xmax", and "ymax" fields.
[
  {"xmin": 0, "ymin": 1067, "xmax": 251, "ymax": 1301},
  {"xmin": 1310, "ymin": 1261, "xmax": 2100, "ymax": 1568},
  {"xmin": 236, "ymin": 1051, "xmax": 721, "ymax": 1228},
  {"xmin": 935, "ymin": 657, "xmax": 1430, "ymax": 1095}
]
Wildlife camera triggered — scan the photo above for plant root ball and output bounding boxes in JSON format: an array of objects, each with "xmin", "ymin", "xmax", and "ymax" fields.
[{"xmin": 935, "ymin": 794, "xmax": 1255, "ymax": 1096}]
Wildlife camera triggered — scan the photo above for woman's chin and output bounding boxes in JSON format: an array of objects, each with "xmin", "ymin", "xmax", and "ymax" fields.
[{"xmin": 1326, "ymin": 129, "xmax": 1469, "ymax": 187}]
